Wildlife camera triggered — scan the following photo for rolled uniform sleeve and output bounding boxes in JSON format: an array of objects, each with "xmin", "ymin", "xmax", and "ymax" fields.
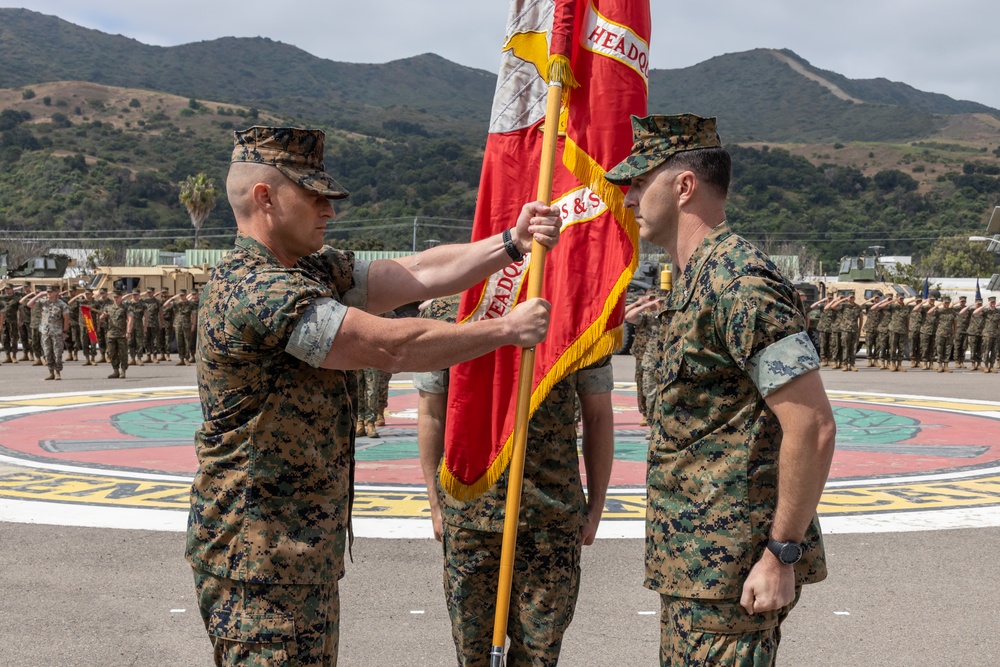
[{"xmin": 717, "ymin": 276, "xmax": 819, "ymax": 397}]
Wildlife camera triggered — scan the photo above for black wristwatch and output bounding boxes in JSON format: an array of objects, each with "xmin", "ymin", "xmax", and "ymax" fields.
[
  {"xmin": 767, "ymin": 538, "xmax": 804, "ymax": 565},
  {"xmin": 502, "ymin": 228, "xmax": 524, "ymax": 262}
]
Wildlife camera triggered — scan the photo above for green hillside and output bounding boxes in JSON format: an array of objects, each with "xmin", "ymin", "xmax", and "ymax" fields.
[{"xmin": 1, "ymin": 8, "xmax": 999, "ymax": 276}]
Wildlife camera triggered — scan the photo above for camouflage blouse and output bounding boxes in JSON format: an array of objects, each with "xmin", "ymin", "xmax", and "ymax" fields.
[
  {"xmin": 647, "ymin": 223, "xmax": 826, "ymax": 600},
  {"xmin": 102, "ymin": 302, "xmax": 130, "ymax": 338},
  {"xmin": 186, "ymin": 235, "xmax": 368, "ymax": 585}
]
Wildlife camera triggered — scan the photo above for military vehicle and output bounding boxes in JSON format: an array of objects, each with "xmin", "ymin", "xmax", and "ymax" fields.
[
  {"xmin": 84, "ymin": 265, "xmax": 211, "ymax": 294},
  {"xmin": 2, "ymin": 254, "xmax": 75, "ymax": 291},
  {"xmin": 812, "ymin": 248, "xmax": 918, "ymax": 348},
  {"xmin": 616, "ymin": 260, "xmax": 662, "ymax": 354}
]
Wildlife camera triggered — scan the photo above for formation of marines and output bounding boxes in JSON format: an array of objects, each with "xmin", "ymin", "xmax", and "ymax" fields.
[
  {"xmin": 0, "ymin": 282, "xmax": 202, "ymax": 378},
  {"xmin": 806, "ymin": 291, "xmax": 1000, "ymax": 373}
]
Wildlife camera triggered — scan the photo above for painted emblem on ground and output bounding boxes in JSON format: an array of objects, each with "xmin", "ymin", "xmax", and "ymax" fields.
[{"xmin": 1, "ymin": 385, "xmax": 999, "ymax": 535}]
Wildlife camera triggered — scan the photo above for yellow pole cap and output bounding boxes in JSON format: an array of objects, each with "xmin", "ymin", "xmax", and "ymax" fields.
[{"xmin": 660, "ymin": 265, "xmax": 673, "ymax": 291}]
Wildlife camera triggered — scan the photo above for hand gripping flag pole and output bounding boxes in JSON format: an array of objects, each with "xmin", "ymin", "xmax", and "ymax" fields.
[{"xmin": 489, "ymin": 57, "xmax": 573, "ymax": 667}]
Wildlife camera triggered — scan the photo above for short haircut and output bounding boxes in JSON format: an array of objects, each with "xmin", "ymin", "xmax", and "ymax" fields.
[{"xmin": 662, "ymin": 147, "xmax": 732, "ymax": 197}]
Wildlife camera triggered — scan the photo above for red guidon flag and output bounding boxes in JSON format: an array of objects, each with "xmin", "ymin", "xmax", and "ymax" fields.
[
  {"xmin": 80, "ymin": 305, "xmax": 98, "ymax": 343},
  {"xmin": 442, "ymin": 0, "xmax": 650, "ymax": 499}
]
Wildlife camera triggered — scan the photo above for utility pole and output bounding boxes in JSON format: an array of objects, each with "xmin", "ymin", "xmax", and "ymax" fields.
[{"xmin": 412, "ymin": 217, "xmax": 418, "ymax": 252}]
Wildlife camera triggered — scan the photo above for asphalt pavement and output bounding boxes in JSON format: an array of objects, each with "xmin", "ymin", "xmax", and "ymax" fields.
[{"xmin": 1, "ymin": 355, "xmax": 998, "ymax": 666}]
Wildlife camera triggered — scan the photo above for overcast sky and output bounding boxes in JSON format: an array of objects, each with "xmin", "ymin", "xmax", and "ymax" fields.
[{"xmin": 7, "ymin": 1, "xmax": 1000, "ymax": 110}]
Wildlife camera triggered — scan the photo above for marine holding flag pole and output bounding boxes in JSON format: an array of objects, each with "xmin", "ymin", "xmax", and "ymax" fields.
[{"xmin": 489, "ymin": 35, "xmax": 577, "ymax": 667}]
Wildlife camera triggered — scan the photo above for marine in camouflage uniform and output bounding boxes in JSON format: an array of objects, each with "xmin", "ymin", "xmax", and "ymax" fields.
[
  {"xmin": 932, "ymin": 296, "xmax": 958, "ymax": 373},
  {"xmin": 413, "ymin": 296, "xmax": 614, "ymax": 667},
  {"xmin": 826, "ymin": 294, "xmax": 861, "ymax": 371},
  {"xmin": 125, "ymin": 288, "xmax": 146, "ymax": 365},
  {"xmin": 157, "ymin": 288, "xmax": 171, "ymax": 360},
  {"xmin": 140, "ymin": 287, "xmax": 162, "ymax": 362},
  {"xmin": 978, "ymin": 297, "xmax": 1000, "ymax": 372},
  {"xmin": 65, "ymin": 287, "xmax": 81, "ymax": 361},
  {"xmin": 188, "ymin": 126, "xmax": 560, "ymax": 667},
  {"xmin": 953, "ymin": 296, "xmax": 970, "ymax": 367},
  {"xmin": 1, "ymin": 285, "xmax": 21, "ymax": 363},
  {"xmin": 31, "ymin": 288, "xmax": 70, "ymax": 379},
  {"xmin": 100, "ymin": 291, "xmax": 132, "ymax": 378},
  {"xmin": 24, "ymin": 286, "xmax": 45, "ymax": 365},
  {"xmin": 67, "ymin": 289, "xmax": 98, "ymax": 365},
  {"xmin": 861, "ymin": 295, "xmax": 883, "ymax": 366},
  {"xmin": 964, "ymin": 299, "xmax": 985, "ymax": 370},
  {"xmin": 874, "ymin": 297, "xmax": 892, "ymax": 369},
  {"xmin": 908, "ymin": 297, "xmax": 925, "ymax": 368},
  {"xmin": 605, "ymin": 113, "xmax": 834, "ymax": 666},
  {"xmin": 811, "ymin": 297, "xmax": 835, "ymax": 365},
  {"xmin": 875, "ymin": 294, "xmax": 911, "ymax": 372},
  {"xmin": 917, "ymin": 298, "xmax": 939, "ymax": 369},
  {"xmin": 168, "ymin": 290, "xmax": 196, "ymax": 365}
]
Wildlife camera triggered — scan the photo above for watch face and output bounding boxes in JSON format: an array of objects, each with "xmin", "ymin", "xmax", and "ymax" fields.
[{"xmin": 779, "ymin": 543, "xmax": 803, "ymax": 564}]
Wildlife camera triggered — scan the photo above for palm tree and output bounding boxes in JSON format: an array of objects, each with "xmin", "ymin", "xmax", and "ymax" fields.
[{"xmin": 178, "ymin": 173, "xmax": 218, "ymax": 248}]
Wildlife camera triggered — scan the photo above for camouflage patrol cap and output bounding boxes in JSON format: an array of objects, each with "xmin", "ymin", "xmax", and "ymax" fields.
[
  {"xmin": 113, "ymin": 290, "xmax": 124, "ymax": 297},
  {"xmin": 231, "ymin": 126, "xmax": 349, "ymax": 199},
  {"xmin": 942, "ymin": 295, "xmax": 951, "ymax": 302},
  {"xmin": 605, "ymin": 113, "xmax": 723, "ymax": 185},
  {"xmin": 179, "ymin": 289, "xmax": 187, "ymax": 295},
  {"xmin": 99, "ymin": 288, "xmax": 108, "ymax": 294},
  {"xmin": 146, "ymin": 286, "xmax": 155, "ymax": 293},
  {"xmin": 132, "ymin": 287, "xmax": 141, "ymax": 294}
]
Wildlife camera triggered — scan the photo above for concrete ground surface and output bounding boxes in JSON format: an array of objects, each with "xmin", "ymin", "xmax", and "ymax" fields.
[{"xmin": 1, "ymin": 354, "xmax": 999, "ymax": 665}]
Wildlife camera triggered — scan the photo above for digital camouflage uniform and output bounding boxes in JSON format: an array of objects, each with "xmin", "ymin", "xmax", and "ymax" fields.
[
  {"xmin": 29, "ymin": 289, "xmax": 44, "ymax": 362},
  {"xmin": 875, "ymin": 302, "xmax": 892, "ymax": 365},
  {"xmin": 355, "ymin": 311, "xmax": 396, "ymax": 431},
  {"xmin": 833, "ymin": 300, "xmax": 861, "ymax": 369},
  {"xmin": 424, "ymin": 360, "xmax": 612, "ymax": 667},
  {"xmin": 126, "ymin": 289, "xmax": 146, "ymax": 362},
  {"xmin": 640, "ymin": 303, "xmax": 672, "ymax": 423},
  {"xmin": 863, "ymin": 302, "xmax": 881, "ymax": 363},
  {"xmin": 101, "ymin": 299, "xmax": 131, "ymax": 376},
  {"xmin": 816, "ymin": 307, "xmax": 834, "ymax": 365},
  {"xmin": 908, "ymin": 302, "xmax": 925, "ymax": 366},
  {"xmin": 934, "ymin": 302, "xmax": 958, "ymax": 371},
  {"xmin": 918, "ymin": 302, "xmax": 939, "ymax": 365},
  {"xmin": 413, "ymin": 297, "xmax": 614, "ymax": 667},
  {"xmin": 982, "ymin": 304, "xmax": 1000, "ymax": 370},
  {"xmin": 1, "ymin": 289, "xmax": 20, "ymax": 360},
  {"xmin": 648, "ymin": 224, "xmax": 826, "ymax": 665},
  {"xmin": 157, "ymin": 290, "xmax": 171, "ymax": 358},
  {"xmin": 66, "ymin": 291, "xmax": 81, "ymax": 356},
  {"xmin": 142, "ymin": 290, "xmax": 162, "ymax": 360},
  {"xmin": 172, "ymin": 296, "xmax": 196, "ymax": 363},
  {"xmin": 94, "ymin": 292, "xmax": 111, "ymax": 361},
  {"xmin": 886, "ymin": 301, "xmax": 910, "ymax": 367},
  {"xmin": 966, "ymin": 305, "xmax": 985, "ymax": 366},
  {"xmin": 38, "ymin": 295, "xmax": 69, "ymax": 374},
  {"xmin": 18, "ymin": 298, "xmax": 31, "ymax": 360},
  {"xmin": 187, "ymin": 234, "xmax": 368, "ymax": 667},
  {"xmin": 954, "ymin": 301, "xmax": 971, "ymax": 365}
]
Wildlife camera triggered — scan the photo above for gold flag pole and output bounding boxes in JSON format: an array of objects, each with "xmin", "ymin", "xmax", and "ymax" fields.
[{"xmin": 489, "ymin": 70, "xmax": 566, "ymax": 667}]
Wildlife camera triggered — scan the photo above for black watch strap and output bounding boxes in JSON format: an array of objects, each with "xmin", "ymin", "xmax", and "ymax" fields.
[
  {"xmin": 767, "ymin": 538, "xmax": 804, "ymax": 565},
  {"xmin": 502, "ymin": 228, "xmax": 524, "ymax": 262}
]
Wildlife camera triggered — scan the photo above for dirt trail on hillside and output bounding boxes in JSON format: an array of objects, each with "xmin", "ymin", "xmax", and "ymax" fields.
[{"xmin": 769, "ymin": 50, "xmax": 864, "ymax": 104}]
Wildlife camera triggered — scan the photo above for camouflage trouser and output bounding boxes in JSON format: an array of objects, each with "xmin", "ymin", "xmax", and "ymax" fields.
[
  {"xmin": 954, "ymin": 333, "xmax": 968, "ymax": 363},
  {"xmin": 920, "ymin": 332, "xmax": 936, "ymax": 363},
  {"xmin": 876, "ymin": 331, "xmax": 890, "ymax": 361},
  {"xmin": 442, "ymin": 523, "xmax": 581, "ymax": 667},
  {"xmin": 175, "ymin": 325, "xmax": 192, "ymax": 360},
  {"xmin": 889, "ymin": 332, "xmax": 907, "ymax": 363},
  {"xmin": 31, "ymin": 328, "xmax": 42, "ymax": 358},
  {"xmin": 19, "ymin": 323, "xmax": 31, "ymax": 356},
  {"xmin": 909, "ymin": 332, "xmax": 922, "ymax": 363},
  {"xmin": 157, "ymin": 327, "xmax": 167, "ymax": 356},
  {"xmin": 936, "ymin": 336, "xmax": 953, "ymax": 365},
  {"xmin": 984, "ymin": 335, "xmax": 998, "ymax": 366},
  {"xmin": 838, "ymin": 331, "xmax": 857, "ymax": 367},
  {"xmin": 78, "ymin": 322, "xmax": 96, "ymax": 359},
  {"xmin": 193, "ymin": 569, "xmax": 339, "ymax": 667},
  {"xmin": 106, "ymin": 337, "xmax": 129, "ymax": 372},
  {"xmin": 128, "ymin": 325, "xmax": 145, "ymax": 359},
  {"xmin": 356, "ymin": 368, "xmax": 390, "ymax": 422},
  {"xmin": 659, "ymin": 592, "xmax": 798, "ymax": 667},
  {"xmin": 144, "ymin": 326, "xmax": 159, "ymax": 356},
  {"xmin": 42, "ymin": 332, "xmax": 64, "ymax": 372},
  {"xmin": 864, "ymin": 329, "xmax": 877, "ymax": 359},
  {"xmin": 968, "ymin": 335, "xmax": 982, "ymax": 363},
  {"xmin": 66, "ymin": 323, "xmax": 79, "ymax": 352},
  {"xmin": 817, "ymin": 331, "xmax": 832, "ymax": 362},
  {"xmin": 2, "ymin": 320, "xmax": 17, "ymax": 354}
]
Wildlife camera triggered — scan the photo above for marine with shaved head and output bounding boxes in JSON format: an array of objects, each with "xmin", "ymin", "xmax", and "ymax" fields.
[{"xmin": 185, "ymin": 126, "xmax": 562, "ymax": 667}]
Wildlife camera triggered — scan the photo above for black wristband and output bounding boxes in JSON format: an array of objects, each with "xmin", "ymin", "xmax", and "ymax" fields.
[{"xmin": 502, "ymin": 228, "xmax": 524, "ymax": 262}]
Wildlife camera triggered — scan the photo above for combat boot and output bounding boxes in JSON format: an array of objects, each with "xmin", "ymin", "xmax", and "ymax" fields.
[
  {"xmin": 365, "ymin": 421, "xmax": 379, "ymax": 439},
  {"xmin": 943, "ymin": 362, "xmax": 952, "ymax": 373},
  {"xmin": 374, "ymin": 414, "xmax": 385, "ymax": 428},
  {"xmin": 937, "ymin": 362, "xmax": 945, "ymax": 373},
  {"xmin": 55, "ymin": 370, "xmax": 61, "ymax": 380},
  {"xmin": 889, "ymin": 361, "xmax": 898, "ymax": 372},
  {"xmin": 145, "ymin": 354, "xmax": 154, "ymax": 364},
  {"xmin": 32, "ymin": 359, "xmax": 43, "ymax": 366},
  {"xmin": 120, "ymin": 370, "xmax": 126, "ymax": 379},
  {"xmin": 83, "ymin": 357, "xmax": 92, "ymax": 366},
  {"xmin": 355, "ymin": 420, "xmax": 365, "ymax": 437},
  {"xmin": 44, "ymin": 370, "xmax": 55, "ymax": 380},
  {"xmin": 107, "ymin": 369, "xmax": 120, "ymax": 379},
  {"xmin": 175, "ymin": 359, "xmax": 187, "ymax": 366},
  {"xmin": 135, "ymin": 356, "xmax": 144, "ymax": 367},
  {"xmin": 64, "ymin": 351, "xmax": 72, "ymax": 362},
  {"xmin": 19, "ymin": 351, "xmax": 29, "ymax": 361},
  {"xmin": 2, "ymin": 353, "xmax": 11, "ymax": 364},
  {"xmin": 639, "ymin": 415, "xmax": 648, "ymax": 427},
  {"xmin": 99, "ymin": 353, "xmax": 107, "ymax": 364},
  {"xmin": 850, "ymin": 365, "xmax": 858, "ymax": 372},
  {"xmin": 821, "ymin": 360, "xmax": 829, "ymax": 367}
]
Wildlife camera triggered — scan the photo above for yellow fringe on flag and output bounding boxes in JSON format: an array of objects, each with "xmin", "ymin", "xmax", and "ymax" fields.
[{"xmin": 440, "ymin": 134, "xmax": 640, "ymax": 502}]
